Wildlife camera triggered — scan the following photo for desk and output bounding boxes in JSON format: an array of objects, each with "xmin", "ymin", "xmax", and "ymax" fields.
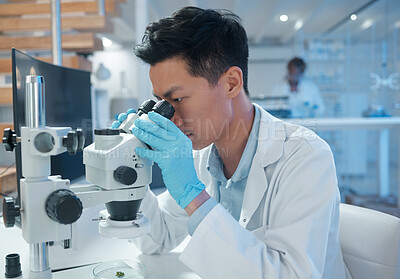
[
  {"xmin": 52, "ymin": 253, "xmax": 198, "ymax": 279},
  {"xmin": 286, "ymin": 117, "xmax": 400, "ymax": 207},
  {"xmin": 0, "ymin": 209, "xmax": 200, "ymax": 279}
]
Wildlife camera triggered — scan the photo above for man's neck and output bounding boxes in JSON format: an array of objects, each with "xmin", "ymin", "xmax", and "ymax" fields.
[{"xmin": 214, "ymin": 94, "xmax": 255, "ymax": 179}]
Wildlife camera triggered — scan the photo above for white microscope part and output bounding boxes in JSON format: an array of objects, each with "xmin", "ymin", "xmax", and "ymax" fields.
[
  {"xmin": 3, "ymin": 88, "xmax": 174, "ymax": 278},
  {"xmin": 119, "ymin": 113, "xmax": 140, "ymax": 133},
  {"xmin": 83, "ymin": 132, "xmax": 153, "ymax": 190},
  {"xmin": 118, "ymin": 99, "xmax": 157, "ymax": 133},
  {"xmin": 98, "ymin": 210, "xmax": 151, "ymax": 239}
]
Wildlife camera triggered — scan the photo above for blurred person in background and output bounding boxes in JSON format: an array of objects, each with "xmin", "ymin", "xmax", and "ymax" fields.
[{"xmin": 272, "ymin": 57, "xmax": 325, "ymax": 118}]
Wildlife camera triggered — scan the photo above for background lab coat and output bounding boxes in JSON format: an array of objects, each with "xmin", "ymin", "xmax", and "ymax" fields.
[
  {"xmin": 272, "ymin": 78, "xmax": 325, "ymax": 118},
  {"xmin": 131, "ymin": 104, "xmax": 351, "ymax": 279}
]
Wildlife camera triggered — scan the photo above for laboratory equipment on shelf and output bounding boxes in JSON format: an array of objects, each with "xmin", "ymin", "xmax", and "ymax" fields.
[
  {"xmin": 250, "ymin": 95, "xmax": 291, "ymax": 118},
  {"xmin": 2, "ymin": 75, "xmax": 174, "ymax": 279}
]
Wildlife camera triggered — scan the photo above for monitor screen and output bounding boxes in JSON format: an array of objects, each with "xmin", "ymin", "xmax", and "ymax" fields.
[{"xmin": 11, "ymin": 49, "xmax": 93, "ymax": 201}]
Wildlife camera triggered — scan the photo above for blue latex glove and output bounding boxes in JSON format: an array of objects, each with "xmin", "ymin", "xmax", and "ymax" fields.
[
  {"xmin": 110, "ymin": 108, "xmax": 137, "ymax": 129},
  {"xmin": 131, "ymin": 111, "xmax": 205, "ymax": 209}
]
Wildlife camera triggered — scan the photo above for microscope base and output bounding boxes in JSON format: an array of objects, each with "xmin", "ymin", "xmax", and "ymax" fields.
[
  {"xmin": 98, "ymin": 210, "xmax": 150, "ymax": 239},
  {"xmin": 28, "ymin": 268, "xmax": 52, "ymax": 279}
]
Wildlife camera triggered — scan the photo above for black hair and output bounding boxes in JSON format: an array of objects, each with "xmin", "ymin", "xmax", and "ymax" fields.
[
  {"xmin": 134, "ymin": 6, "xmax": 249, "ymax": 95},
  {"xmin": 288, "ymin": 57, "xmax": 306, "ymax": 73}
]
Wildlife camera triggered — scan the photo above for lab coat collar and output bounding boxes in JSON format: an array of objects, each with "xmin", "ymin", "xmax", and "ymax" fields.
[
  {"xmin": 206, "ymin": 105, "xmax": 261, "ymax": 183},
  {"xmin": 252, "ymin": 103, "xmax": 285, "ymax": 168},
  {"xmin": 239, "ymin": 104, "xmax": 286, "ymax": 228},
  {"xmin": 196, "ymin": 104, "xmax": 286, "ymax": 228}
]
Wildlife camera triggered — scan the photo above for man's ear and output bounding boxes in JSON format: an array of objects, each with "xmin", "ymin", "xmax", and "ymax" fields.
[{"xmin": 222, "ymin": 66, "xmax": 243, "ymax": 99}]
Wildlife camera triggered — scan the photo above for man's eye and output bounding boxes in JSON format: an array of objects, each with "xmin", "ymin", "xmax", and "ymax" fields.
[{"xmin": 173, "ymin": 97, "xmax": 183, "ymax": 103}]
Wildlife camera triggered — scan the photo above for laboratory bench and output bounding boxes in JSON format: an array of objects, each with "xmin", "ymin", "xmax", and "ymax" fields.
[
  {"xmin": 0, "ymin": 205, "xmax": 200, "ymax": 279},
  {"xmin": 285, "ymin": 116, "xmax": 400, "ymax": 207}
]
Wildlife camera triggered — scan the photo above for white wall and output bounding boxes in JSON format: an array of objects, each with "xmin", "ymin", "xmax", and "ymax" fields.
[
  {"xmin": 248, "ymin": 46, "xmax": 294, "ymax": 97},
  {"xmin": 90, "ymin": 45, "xmax": 295, "ymax": 105},
  {"xmin": 90, "ymin": 49, "xmax": 141, "ymax": 100},
  {"xmin": 90, "ymin": 47, "xmax": 153, "ymax": 121}
]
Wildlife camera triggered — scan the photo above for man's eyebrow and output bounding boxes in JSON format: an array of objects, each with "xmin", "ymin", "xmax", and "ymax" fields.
[{"xmin": 153, "ymin": 86, "xmax": 183, "ymax": 99}]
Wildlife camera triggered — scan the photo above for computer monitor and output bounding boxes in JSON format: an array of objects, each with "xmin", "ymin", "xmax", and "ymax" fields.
[{"xmin": 11, "ymin": 49, "xmax": 93, "ymax": 203}]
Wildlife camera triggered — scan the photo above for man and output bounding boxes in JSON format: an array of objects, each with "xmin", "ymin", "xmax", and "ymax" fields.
[
  {"xmin": 113, "ymin": 7, "xmax": 350, "ymax": 279},
  {"xmin": 272, "ymin": 57, "xmax": 325, "ymax": 118}
]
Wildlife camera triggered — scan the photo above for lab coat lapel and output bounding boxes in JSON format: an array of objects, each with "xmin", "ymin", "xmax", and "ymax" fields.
[
  {"xmin": 239, "ymin": 104, "xmax": 285, "ymax": 229},
  {"xmin": 239, "ymin": 158, "xmax": 267, "ymax": 228}
]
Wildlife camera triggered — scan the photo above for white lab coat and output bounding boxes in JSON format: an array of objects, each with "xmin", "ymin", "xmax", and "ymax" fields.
[
  {"xmin": 272, "ymin": 78, "xmax": 325, "ymax": 118},
  {"xmin": 131, "ymin": 104, "xmax": 351, "ymax": 279}
]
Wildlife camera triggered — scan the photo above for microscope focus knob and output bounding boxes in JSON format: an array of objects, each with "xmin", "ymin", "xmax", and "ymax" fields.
[
  {"xmin": 114, "ymin": 166, "xmax": 137, "ymax": 185},
  {"xmin": 46, "ymin": 189, "xmax": 83, "ymax": 225},
  {"xmin": 2, "ymin": 196, "xmax": 20, "ymax": 228},
  {"xmin": 62, "ymin": 131, "xmax": 78, "ymax": 155},
  {"xmin": 2, "ymin": 128, "xmax": 18, "ymax": 152},
  {"xmin": 76, "ymin": 128, "xmax": 85, "ymax": 152}
]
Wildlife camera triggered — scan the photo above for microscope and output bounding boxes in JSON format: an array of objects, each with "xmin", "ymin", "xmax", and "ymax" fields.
[{"xmin": 2, "ymin": 75, "xmax": 174, "ymax": 278}]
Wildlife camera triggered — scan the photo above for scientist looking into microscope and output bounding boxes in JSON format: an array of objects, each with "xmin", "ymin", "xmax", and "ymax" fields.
[
  {"xmin": 112, "ymin": 7, "xmax": 350, "ymax": 279},
  {"xmin": 272, "ymin": 57, "xmax": 325, "ymax": 118}
]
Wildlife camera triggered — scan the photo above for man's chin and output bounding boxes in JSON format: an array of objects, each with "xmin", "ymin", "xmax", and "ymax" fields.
[{"xmin": 192, "ymin": 140, "xmax": 212, "ymax": 151}]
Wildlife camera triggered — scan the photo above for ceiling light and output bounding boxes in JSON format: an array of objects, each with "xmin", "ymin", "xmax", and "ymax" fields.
[
  {"xmin": 102, "ymin": 37, "xmax": 113, "ymax": 47},
  {"xmin": 361, "ymin": 19, "xmax": 373, "ymax": 30},
  {"xmin": 280, "ymin": 14, "xmax": 288, "ymax": 22},
  {"xmin": 294, "ymin": 20, "xmax": 303, "ymax": 30},
  {"xmin": 350, "ymin": 14, "xmax": 357, "ymax": 21}
]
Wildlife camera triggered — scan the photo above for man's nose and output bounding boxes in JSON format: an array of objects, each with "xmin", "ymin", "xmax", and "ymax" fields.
[{"xmin": 171, "ymin": 113, "xmax": 183, "ymax": 128}]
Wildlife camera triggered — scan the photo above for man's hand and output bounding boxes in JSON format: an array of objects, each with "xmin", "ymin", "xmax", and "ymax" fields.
[{"xmin": 132, "ymin": 111, "xmax": 205, "ymax": 209}]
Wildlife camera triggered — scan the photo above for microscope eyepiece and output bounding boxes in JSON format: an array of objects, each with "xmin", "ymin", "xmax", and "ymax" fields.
[
  {"xmin": 137, "ymin": 99, "xmax": 157, "ymax": 116},
  {"xmin": 94, "ymin": 129, "xmax": 120, "ymax": 136},
  {"xmin": 5, "ymin": 253, "xmax": 22, "ymax": 278},
  {"xmin": 152, "ymin": 100, "xmax": 175, "ymax": 120}
]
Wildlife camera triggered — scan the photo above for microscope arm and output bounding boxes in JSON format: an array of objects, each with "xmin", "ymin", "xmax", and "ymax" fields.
[
  {"xmin": 70, "ymin": 184, "xmax": 150, "ymax": 239},
  {"xmin": 70, "ymin": 184, "xmax": 147, "ymax": 209}
]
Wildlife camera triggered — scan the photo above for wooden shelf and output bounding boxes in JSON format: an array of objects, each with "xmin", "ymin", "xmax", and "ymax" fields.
[
  {"xmin": 0, "ymin": 87, "xmax": 12, "ymax": 104},
  {"xmin": 0, "ymin": 15, "xmax": 112, "ymax": 33},
  {"xmin": 0, "ymin": 58, "xmax": 10, "ymax": 74},
  {"xmin": 0, "ymin": 55, "xmax": 92, "ymax": 74},
  {"xmin": 0, "ymin": 166, "xmax": 17, "ymax": 194},
  {"xmin": 0, "ymin": 33, "xmax": 103, "ymax": 53},
  {"xmin": 0, "ymin": 123, "xmax": 14, "ymax": 132},
  {"xmin": 41, "ymin": 55, "xmax": 92, "ymax": 72},
  {"xmin": 0, "ymin": 0, "xmax": 120, "ymax": 17}
]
